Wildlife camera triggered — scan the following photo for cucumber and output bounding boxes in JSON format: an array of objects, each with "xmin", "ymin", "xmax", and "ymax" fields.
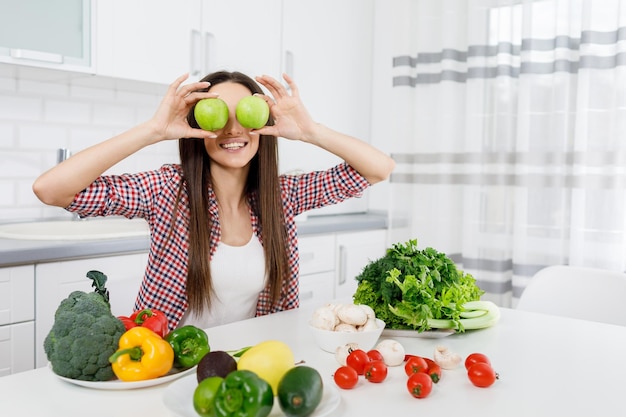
[{"xmin": 277, "ymin": 366, "xmax": 324, "ymax": 417}]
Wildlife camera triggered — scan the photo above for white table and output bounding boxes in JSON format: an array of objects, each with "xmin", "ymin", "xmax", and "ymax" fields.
[{"xmin": 1, "ymin": 303, "xmax": 625, "ymax": 416}]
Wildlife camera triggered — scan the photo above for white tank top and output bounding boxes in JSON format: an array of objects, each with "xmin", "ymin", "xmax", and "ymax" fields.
[{"xmin": 179, "ymin": 234, "xmax": 266, "ymax": 328}]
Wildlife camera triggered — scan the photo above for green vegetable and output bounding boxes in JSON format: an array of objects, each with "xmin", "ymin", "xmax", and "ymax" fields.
[
  {"xmin": 164, "ymin": 325, "xmax": 211, "ymax": 369},
  {"xmin": 44, "ymin": 270, "xmax": 126, "ymax": 381},
  {"xmin": 213, "ymin": 370, "xmax": 274, "ymax": 417},
  {"xmin": 353, "ymin": 239, "xmax": 497, "ymax": 332},
  {"xmin": 277, "ymin": 366, "xmax": 324, "ymax": 417}
]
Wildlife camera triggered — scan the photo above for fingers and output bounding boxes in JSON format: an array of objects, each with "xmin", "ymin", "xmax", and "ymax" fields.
[{"xmin": 256, "ymin": 74, "xmax": 295, "ymax": 99}]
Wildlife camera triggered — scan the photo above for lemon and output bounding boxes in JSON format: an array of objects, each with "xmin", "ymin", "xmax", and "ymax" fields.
[{"xmin": 237, "ymin": 340, "xmax": 295, "ymax": 394}]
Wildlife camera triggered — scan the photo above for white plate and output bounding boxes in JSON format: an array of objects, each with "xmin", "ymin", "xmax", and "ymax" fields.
[
  {"xmin": 382, "ymin": 328, "xmax": 455, "ymax": 339},
  {"xmin": 49, "ymin": 363, "xmax": 197, "ymax": 390},
  {"xmin": 163, "ymin": 373, "xmax": 341, "ymax": 417}
]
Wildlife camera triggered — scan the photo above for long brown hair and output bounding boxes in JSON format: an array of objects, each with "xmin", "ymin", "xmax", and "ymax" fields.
[{"xmin": 177, "ymin": 71, "xmax": 290, "ymax": 315}]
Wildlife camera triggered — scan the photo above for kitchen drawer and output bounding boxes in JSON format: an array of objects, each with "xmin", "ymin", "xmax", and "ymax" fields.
[
  {"xmin": 299, "ymin": 271, "xmax": 334, "ymax": 311},
  {"xmin": 0, "ymin": 321, "xmax": 35, "ymax": 376},
  {"xmin": 0, "ymin": 265, "xmax": 35, "ymax": 326},
  {"xmin": 298, "ymin": 235, "xmax": 335, "ymax": 275}
]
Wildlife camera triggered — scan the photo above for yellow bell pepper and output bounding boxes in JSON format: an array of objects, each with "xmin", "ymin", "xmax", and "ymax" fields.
[{"xmin": 109, "ymin": 327, "xmax": 174, "ymax": 381}]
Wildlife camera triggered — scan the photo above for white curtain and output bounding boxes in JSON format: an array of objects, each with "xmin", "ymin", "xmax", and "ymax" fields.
[{"xmin": 387, "ymin": 0, "xmax": 626, "ymax": 307}]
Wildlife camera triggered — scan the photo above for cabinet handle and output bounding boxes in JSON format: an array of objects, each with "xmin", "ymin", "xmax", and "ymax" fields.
[
  {"xmin": 190, "ymin": 30, "xmax": 202, "ymax": 76},
  {"xmin": 283, "ymin": 50, "xmax": 294, "ymax": 89},
  {"xmin": 300, "ymin": 290, "xmax": 314, "ymax": 301},
  {"xmin": 338, "ymin": 245, "xmax": 347, "ymax": 285},
  {"xmin": 10, "ymin": 49, "xmax": 63, "ymax": 64},
  {"xmin": 204, "ymin": 32, "xmax": 216, "ymax": 74}
]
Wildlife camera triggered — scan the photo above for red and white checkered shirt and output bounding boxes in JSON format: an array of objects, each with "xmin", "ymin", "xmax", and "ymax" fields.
[{"xmin": 67, "ymin": 162, "xmax": 369, "ymax": 330}]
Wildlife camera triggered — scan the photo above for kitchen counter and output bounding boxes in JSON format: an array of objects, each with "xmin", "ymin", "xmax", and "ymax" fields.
[
  {"xmin": 1, "ymin": 303, "xmax": 624, "ymax": 416},
  {"xmin": 0, "ymin": 212, "xmax": 387, "ymax": 267}
]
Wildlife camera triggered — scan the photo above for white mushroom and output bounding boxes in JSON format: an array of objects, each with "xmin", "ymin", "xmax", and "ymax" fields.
[
  {"xmin": 310, "ymin": 305, "xmax": 339, "ymax": 330},
  {"xmin": 375, "ymin": 339, "xmax": 405, "ymax": 367},
  {"xmin": 358, "ymin": 317, "xmax": 379, "ymax": 332},
  {"xmin": 334, "ymin": 323, "xmax": 358, "ymax": 332},
  {"xmin": 433, "ymin": 345, "xmax": 462, "ymax": 369},
  {"xmin": 337, "ymin": 304, "xmax": 368, "ymax": 326},
  {"xmin": 335, "ymin": 343, "xmax": 360, "ymax": 366},
  {"xmin": 357, "ymin": 304, "xmax": 376, "ymax": 320}
]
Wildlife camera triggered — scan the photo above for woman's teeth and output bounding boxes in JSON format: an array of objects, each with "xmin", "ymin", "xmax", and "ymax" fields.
[{"xmin": 221, "ymin": 142, "xmax": 245, "ymax": 150}]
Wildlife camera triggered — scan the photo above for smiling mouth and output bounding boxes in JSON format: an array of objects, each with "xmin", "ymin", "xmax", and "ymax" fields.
[{"xmin": 220, "ymin": 142, "xmax": 246, "ymax": 150}]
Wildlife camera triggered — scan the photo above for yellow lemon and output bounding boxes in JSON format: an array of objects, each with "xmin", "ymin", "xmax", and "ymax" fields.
[{"xmin": 237, "ymin": 340, "xmax": 295, "ymax": 394}]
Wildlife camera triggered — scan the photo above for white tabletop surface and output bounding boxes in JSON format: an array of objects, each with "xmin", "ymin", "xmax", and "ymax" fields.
[{"xmin": 1, "ymin": 302, "xmax": 625, "ymax": 417}]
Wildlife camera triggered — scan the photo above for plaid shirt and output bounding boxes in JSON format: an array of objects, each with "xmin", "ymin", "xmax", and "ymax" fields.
[{"xmin": 68, "ymin": 162, "xmax": 369, "ymax": 330}]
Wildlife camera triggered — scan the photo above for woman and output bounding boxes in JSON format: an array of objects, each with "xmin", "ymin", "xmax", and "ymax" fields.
[{"xmin": 32, "ymin": 71, "xmax": 395, "ymax": 330}]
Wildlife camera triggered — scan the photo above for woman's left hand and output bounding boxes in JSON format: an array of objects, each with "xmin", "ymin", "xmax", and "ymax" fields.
[{"xmin": 253, "ymin": 74, "xmax": 319, "ymax": 143}]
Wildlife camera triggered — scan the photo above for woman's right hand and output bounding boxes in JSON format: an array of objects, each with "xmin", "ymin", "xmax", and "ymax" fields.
[{"xmin": 148, "ymin": 74, "xmax": 220, "ymax": 142}]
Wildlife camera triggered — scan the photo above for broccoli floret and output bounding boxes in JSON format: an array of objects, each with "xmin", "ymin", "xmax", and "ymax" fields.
[{"xmin": 44, "ymin": 271, "xmax": 126, "ymax": 381}]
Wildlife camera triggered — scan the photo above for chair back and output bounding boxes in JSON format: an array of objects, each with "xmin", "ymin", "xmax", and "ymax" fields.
[{"xmin": 517, "ymin": 265, "xmax": 626, "ymax": 326}]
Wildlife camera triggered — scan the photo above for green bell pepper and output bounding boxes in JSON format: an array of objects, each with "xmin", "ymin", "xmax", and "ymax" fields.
[
  {"xmin": 213, "ymin": 370, "xmax": 274, "ymax": 417},
  {"xmin": 164, "ymin": 325, "xmax": 211, "ymax": 369}
]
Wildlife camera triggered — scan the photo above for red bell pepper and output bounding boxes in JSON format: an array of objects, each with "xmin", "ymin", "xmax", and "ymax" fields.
[{"xmin": 118, "ymin": 308, "xmax": 169, "ymax": 338}]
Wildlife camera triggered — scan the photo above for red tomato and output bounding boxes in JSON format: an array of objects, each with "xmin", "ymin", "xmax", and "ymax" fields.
[
  {"xmin": 407, "ymin": 372, "xmax": 433, "ymax": 398},
  {"xmin": 367, "ymin": 349, "xmax": 384, "ymax": 362},
  {"xmin": 467, "ymin": 362, "xmax": 498, "ymax": 388},
  {"xmin": 364, "ymin": 360, "xmax": 388, "ymax": 383},
  {"xmin": 465, "ymin": 352, "xmax": 491, "ymax": 370},
  {"xmin": 422, "ymin": 357, "xmax": 442, "ymax": 383},
  {"xmin": 346, "ymin": 349, "xmax": 371, "ymax": 375},
  {"xmin": 404, "ymin": 356, "xmax": 429, "ymax": 377},
  {"xmin": 333, "ymin": 366, "xmax": 359, "ymax": 389}
]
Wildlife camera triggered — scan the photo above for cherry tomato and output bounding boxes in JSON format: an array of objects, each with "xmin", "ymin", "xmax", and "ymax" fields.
[
  {"xmin": 407, "ymin": 372, "xmax": 433, "ymax": 398},
  {"xmin": 422, "ymin": 357, "xmax": 442, "ymax": 383},
  {"xmin": 465, "ymin": 352, "xmax": 491, "ymax": 370},
  {"xmin": 467, "ymin": 362, "xmax": 498, "ymax": 388},
  {"xmin": 333, "ymin": 366, "xmax": 359, "ymax": 389},
  {"xmin": 346, "ymin": 349, "xmax": 371, "ymax": 375},
  {"xmin": 364, "ymin": 360, "xmax": 388, "ymax": 383},
  {"xmin": 367, "ymin": 349, "xmax": 384, "ymax": 362},
  {"xmin": 404, "ymin": 356, "xmax": 429, "ymax": 377}
]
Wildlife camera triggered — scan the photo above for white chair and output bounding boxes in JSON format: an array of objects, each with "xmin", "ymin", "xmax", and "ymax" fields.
[{"xmin": 517, "ymin": 265, "xmax": 626, "ymax": 326}]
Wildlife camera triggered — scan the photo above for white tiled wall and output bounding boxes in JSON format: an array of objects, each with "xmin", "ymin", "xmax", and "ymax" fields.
[{"xmin": 0, "ymin": 64, "xmax": 180, "ymax": 222}]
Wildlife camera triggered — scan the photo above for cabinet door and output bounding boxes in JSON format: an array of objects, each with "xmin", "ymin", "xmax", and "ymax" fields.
[
  {"xmin": 0, "ymin": 0, "xmax": 92, "ymax": 71},
  {"xmin": 0, "ymin": 322, "xmax": 35, "ymax": 376},
  {"xmin": 200, "ymin": 0, "xmax": 282, "ymax": 80},
  {"xmin": 299, "ymin": 271, "xmax": 334, "ymax": 311},
  {"xmin": 0, "ymin": 265, "xmax": 35, "ymax": 326},
  {"xmin": 34, "ymin": 253, "xmax": 148, "ymax": 367},
  {"xmin": 335, "ymin": 229, "xmax": 386, "ymax": 299},
  {"xmin": 279, "ymin": 0, "xmax": 375, "ymax": 215},
  {"xmin": 95, "ymin": 0, "xmax": 202, "ymax": 84}
]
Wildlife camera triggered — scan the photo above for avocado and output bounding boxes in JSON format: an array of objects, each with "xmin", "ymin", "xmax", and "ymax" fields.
[
  {"xmin": 277, "ymin": 366, "xmax": 324, "ymax": 417},
  {"xmin": 196, "ymin": 350, "xmax": 237, "ymax": 383}
]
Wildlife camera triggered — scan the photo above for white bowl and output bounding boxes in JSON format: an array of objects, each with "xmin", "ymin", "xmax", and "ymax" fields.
[{"xmin": 309, "ymin": 318, "xmax": 386, "ymax": 353}]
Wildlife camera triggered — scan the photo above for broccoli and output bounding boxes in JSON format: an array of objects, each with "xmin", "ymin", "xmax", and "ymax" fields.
[{"xmin": 44, "ymin": 270, "xmax": 126, "ymax": 381}]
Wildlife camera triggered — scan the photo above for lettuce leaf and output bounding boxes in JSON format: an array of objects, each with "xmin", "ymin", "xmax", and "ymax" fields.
[{"xmin": 352, "ymin": 239, "xmax": 484, "ymax": 332}]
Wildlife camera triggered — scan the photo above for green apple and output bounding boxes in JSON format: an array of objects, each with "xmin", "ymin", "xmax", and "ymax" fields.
[
  {"xmin": 194, "ymin": 98, "xmax": 229, "ymax": 131},
  {"xmin": 236, "ymin": 96, "xmax": 270, "ymax": 129}
]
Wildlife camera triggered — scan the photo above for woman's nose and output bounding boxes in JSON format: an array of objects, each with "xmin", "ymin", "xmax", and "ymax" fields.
[{"xmin": 222, "ymin": 111, "xmax": 244, "ymax": 135}]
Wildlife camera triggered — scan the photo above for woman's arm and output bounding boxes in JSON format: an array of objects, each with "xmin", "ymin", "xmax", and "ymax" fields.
[
  {"xmin": 32, "ymin": 75, "xmax": 218, "ymax": 207},
  {"xmin": 255, "ymin": 74, "xmax": 395, "ymax": 185}
]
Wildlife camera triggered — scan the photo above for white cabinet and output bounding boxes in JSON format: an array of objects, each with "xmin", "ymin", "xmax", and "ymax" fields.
[
  {"xmin": 0, "ymin": 0, "xmax": 93, "ymax": 72},
  {"xmin": 335, "ymin": 229, "xmax": 387, "ymax": 299},
  {"xmin": 0, "ymin": 266, "xmax": 35, "ymax": 376},
  {"xmin": 199, "ymin": 0, "xmax": 283, "ymax": 80},
  {"xmin": 278, "ymin": 0, "xmax": 375, "ymax": 215},
  {"xmin": 94, "ymin": 0, "xmax": 282, "ymax": 85},
  {"xmin": 95, "ymin": 0, "xmax": 203, "ymax": 85},
  {"xmin": 34, "ymin": 253, "xmax": 148, "ymax": 368},
  {"xmin": 298, "ymin": 234, "xmax": 335, "ymax": 310},
  {"xmin": 298, "ymin": 228, "xmax": 387, "ymax": 309}
]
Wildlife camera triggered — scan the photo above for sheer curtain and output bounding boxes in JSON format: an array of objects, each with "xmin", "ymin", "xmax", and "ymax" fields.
[{"xmin": 386, "ymin": 0, "xmax": 626, "ymax": 307}]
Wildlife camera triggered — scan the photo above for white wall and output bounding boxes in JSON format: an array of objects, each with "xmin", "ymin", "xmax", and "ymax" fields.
[{"xmin": 0, "ymin": 64, "xmax": 178, "ymax": 222}]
